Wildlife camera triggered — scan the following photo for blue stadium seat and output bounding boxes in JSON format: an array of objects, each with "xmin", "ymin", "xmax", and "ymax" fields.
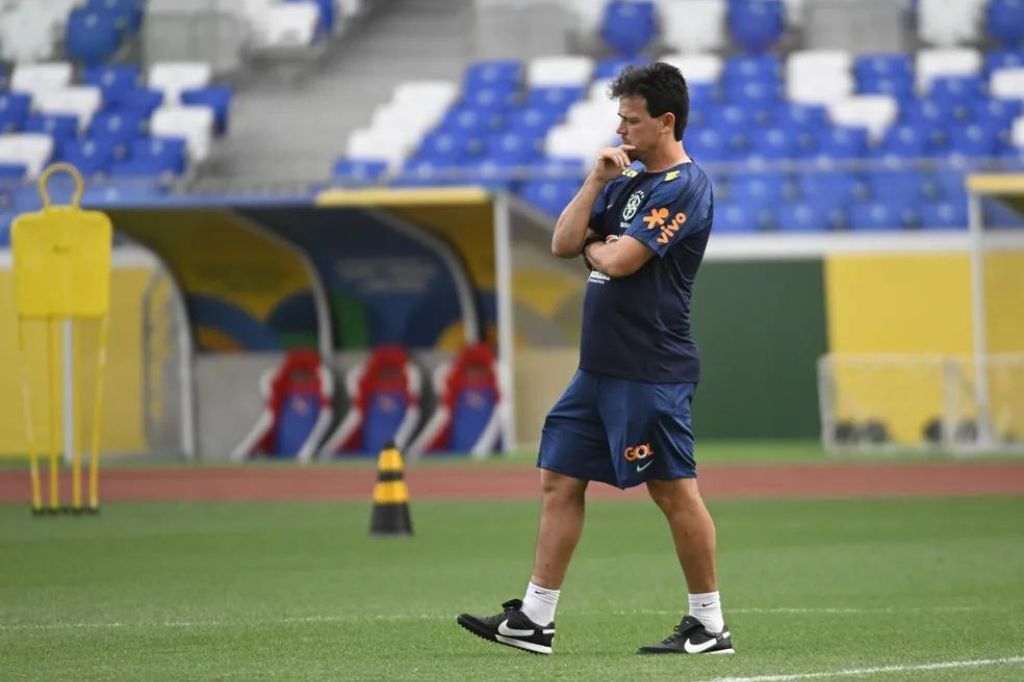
[
  {"xmin": 848, "ymin": 202, "xmax": 907, "ymax": 231},
  {"xmin": 727, "ymin": 0, "xmax": 785, "ymax": 53},
  {"xmin": 518, "ymin": 179, "xmax": 579, "ymax": 216},
  {"xmin": 84, "ymin": 65, "xmax": 141, "ymax": 103},
  {"xmin": 528, "ymin": 157, "xmax": 585, "ymax": 180},
  {"xmin": 777, "ymin": 202, "xmax": 830, "ymax": 232},
  {"xmin": 0, "ymin": 163, "xmax": 26, "ymax": 180},
  {"xmin": 973, "ymin": 98, "xmax": 1023, "ymax": 128},
  {"xmin": 853, "ymin": 53, "xmax": 913, "ymax": 82},
  {"xmin": 858, "ymin": 75, "xmax": 915, "ymax": 102},
  {"xmin": 919, "ymin": 201, "xmax": 967, "ymax": 229},
  {"xmin": 600, "ymin": 1, "xmax": 657, "ymax": 57},
  {"xmin": 127, "ymin": 137, "xmax": 188, "ymax": 176},
  {"xmin": 984, "ymin": 48, "xmax": 1024, "ymax": 73},
  {"xmin": 875, "ymin": 124, "xmax": 929, "ymax": 159},
  {"xmin": 866, "ymin": 169, "xmax": 927, "ymax": 203},
  {"xmin": 485, "ymin": 131, "xmax": 542, "ymax": 164},
  {"xmin": 747, "ymin": 127, "xmax": 797, "ymax": 160},
  {"xmin": 107, "ymin": 88, "xmax": 164, "ymax": 118},
  {"xmin": 722, "ymin": 54, "xmax": 782, "ymax": 83},
  {"xmin": 797, "ymin": 170, "xmax": 862, "ymax": 205},
  {"xmin": 393, "ymin": 159, "xmax": 465, "ymax": 187},
  {"xmin": 506, "ymin": 106, "xmax": 562, "ymax": 136},
  {"xmin": 417, "ymin": 131, "xmax": 474, "ymax": 164},
  {"xmin": 594, "ymin": 57, "xmax": 648, "ymax": 81},
  {"xmin": 930, "ymin": 171, "xmax": 968, "ymax": 203},
  {"xmin": 714, "ymin": 202, "xmax": 763, "ymax": 233},
  {"xmin": 0, "ymin": 93, "xmax": 31, "ymax": 133},
  {"xmin": 89, "ymin": 110, "xmax": 146, "ymax": 157},
  {"xmin": 58, "ymin": 139, "xmax": 117, "ymax": 176},
  {"xmin": 65, "ymin": 9, "xmax": 121, "ymax": 67},
  {"xmin": 687, "ymin": 127, "xmax": 733, "ymax": 162},
  {"xmin": 773, "ymin": 102, "xmax": 830, "ymax": 131},
  {"xmin": 723, "ymin": 79, "xmax": 782, "ymax": 110},
  {"xmin": 24, "ymin": 113, "xmax": 79, "ymax": 155},
  {"xmin": 816, "ymin": 126, "xmax": 870, "ymax": 160},
  {"xmin": 440, "ymin": 107, "xmax": 496, "ymax": 136},
  {"xmin": 461, "ymin": 87, "xmax": 518, "ymax": 112},
  {"xmin": 947, "ymin": 124, "xmax": 1000, "ymax": 158},
  {"xmin": 730, "ymin": 170, "xmax": 790, "ymax": 203},
  {"xmin": 929, "ymin": 76, "xmax": 984, "ymax": 121},
  {"xmin": 331, "ymin": 158, "xmax": 388, "ymax": 185},
  {"xmin": 181, "ymin": 86, "xmax": 233, "ymax": 135},
  {"xmin": 526, "ymin": 87, "xmax": 585, "ymax": 113},
  {"xmin": 987, "ymin": 0, "xmax": 1024, "ymax": 47},
  {"xmin": 464, "ymin": 60, "xmax": 523, "ymax": 91}
]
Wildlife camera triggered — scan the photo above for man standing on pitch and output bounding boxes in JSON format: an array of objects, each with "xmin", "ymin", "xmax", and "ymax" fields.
[{"xmin": 457, "ymin": 63, "xmax": 732, "ymax": 656}]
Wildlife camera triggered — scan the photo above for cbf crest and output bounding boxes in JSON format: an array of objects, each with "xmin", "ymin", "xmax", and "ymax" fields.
[{"xmin": 621, "ymin": 190, "xmax": 645, "ymax": 221}]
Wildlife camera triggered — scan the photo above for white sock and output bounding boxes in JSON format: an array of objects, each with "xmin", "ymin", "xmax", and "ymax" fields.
[
  {"xmin": 688, "ymin": 591, "xmax": 725, "ymax": 633},
  {"xmin": 521, "ymin": 581, "xmax": 560, "ymax": 625}
]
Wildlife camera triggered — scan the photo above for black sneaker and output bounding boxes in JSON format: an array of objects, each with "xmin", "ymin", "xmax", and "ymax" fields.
[
  {"xmin": 637, "ymin": 615, "xmax": 735, "ymax": 655},
  {"xmin": 457, "ymin": 599, "xmax": 555, "ymax": 655}
]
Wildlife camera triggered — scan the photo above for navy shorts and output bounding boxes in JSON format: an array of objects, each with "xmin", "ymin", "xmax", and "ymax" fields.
[{"xmin": 537, "ymin": 370, "xmax": 697, "ymax": 489}]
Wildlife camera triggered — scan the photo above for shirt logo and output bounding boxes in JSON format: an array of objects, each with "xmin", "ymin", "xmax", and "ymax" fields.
[
  {"xmin": 655, "ymin": 212, "xmax": 688, "ymax": 244},
  {"xmin": 621, "ymin": 190, "xmax": 644, "ymax": 221},
  {"xmin": 664, "ymin": 170, "xmax": 680, "ymax": 181},
  {"xmin": 642, "ymin": 207, "xmax": 670, "ymax": 230}
]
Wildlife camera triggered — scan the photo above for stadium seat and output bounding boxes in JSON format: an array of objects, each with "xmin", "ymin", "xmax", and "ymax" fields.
[
  {"xmin": 827, "ymin": 95, "xmax": 898, "ymax": 143},
  {"xmin": 331, "ymin": 157, "xmax": 388, "ymax": 185},
  {"xmin": 600, "ymin": 1, "xmax": 657, "ymax": 57},
  {"xmin": 985, "ymin": 48, "xmax": 1024, "ymax": 74},
  {"xmin": 11, "ymin": 63, "xmax": 73, "ymax": 100},
  {"xmin": 150, "ymin": 106, "xmax": 215, "ymax": 162},
  {"xmin": 0, "ymin": 93, "xmax": 31, "ymax": 133},
  {"xmin": 874, "ymin": 124, "xmax": 929, "ymax": 159},
  {"xmin": 57, "ymin": 138, "xmax": 116, "ymax": 176},
  {"xmin": 919, "ymin": 201, "xmax": 968, "ymax": 229},
  {"xmin": 527, "ymin": 56, "xmax": 593, "ymax": 87},
  {"xmin": 149, "ymin": 62, "xmax": 214, "ymax": 106},
  {"xmin": 727, "ymin": 0, "xmax": 785, "ymax": 53},
  {"xmin": 918, "ymin": 0, "xmax": 986, "ymax": 47},
  {"xmin": 660, "ymin": 0, "xmax": 727, "ymax": 54},
  {"xmin": 408, "ymin": 343, "xmax": 503, "ymax": 457},
  {"xmin": 987, "ymin": 0, "xmax": 1024, "ymax": 47},
  {"xmin": 111, "ymin": 137, "xmax": 189, "ymax": 178},
  {"xmin": 88, "ymin": 109, "xmax": 146, "ymax": 157},
  {"xmin": 232, "ymin": 349, "xmax": 335, "ymax": 462},
  {"xmin": 84, "ymin": 64, "xmax": 142, "ymax": 99},
  {"xmin": 916, "ymin": 48, "xmax": 982, "ymax": 93},
  {"xmin": 723, "ymin": 53, "xmax": 781, "ymax": 82},
  {"xmin": 33, "ymin": 86, "xmax": 103, "ymax": 130},
  {"xmin": 776, "ymin": 202, "xmax": 830, "ymax": 232},
  {"xmin": 250, "ymin": 1, "xmax": 322, "ymax": 48},
  {"xmin": 464, "ymin": 59, "xmax": 523, "ymax": 91},
  {"xmin": 662, "ymin": 53, "xmax": 723, "ymax": 84},
  {"xmin": 64, "ymin": 8, "xmax": 122, "ymax": 67},
  {"xmin": 181, "ymin": 86, "xmax": 234, "ymax": 135},
  {"xmin": 815, "ymin": 126, "xmax": 870, "ymax": 160},
  {"xmin": 713, "ymin": 202, "xmax": 762, "ymax": 233},
  {"xmin": 593, "ymin": 56, "xmax": 648, "ymax": 81},
  {"xmin": 24, "ymin": 113, "xmax": 78, "ymax": 155},
  {"xmin": 320, "ymin": 345, "xmax": 422, "ymax": 457},
  {"xmin": 848, "ymin": 202, "xmax": 906, "ymax": 231},
  {"xmin": 518, "ymin": 178, "xmax": 579, "ymax": 216}
]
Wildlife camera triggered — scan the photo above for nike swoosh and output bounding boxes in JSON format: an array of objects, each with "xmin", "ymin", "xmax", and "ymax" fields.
[
  {"xmin": 683, "ymin": 638, "xmax": 720, "ymax": 654},
  {"xmin": 497, "ymin": 619, "xmax": 534, "ymax": 637},
  {"xmin": 636, "ymin": 460, "xmax": 654, "ymax": 473}
]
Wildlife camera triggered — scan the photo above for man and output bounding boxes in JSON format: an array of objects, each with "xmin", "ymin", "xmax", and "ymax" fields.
[{"xmin": 457, "ymin": 62, "xmax": 732, "ymax": 656}]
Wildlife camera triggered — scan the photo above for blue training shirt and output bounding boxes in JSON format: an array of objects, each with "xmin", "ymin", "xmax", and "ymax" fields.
[{"xmin": 579, "ymin": 160, "xmax": 713, "ymax": 384}]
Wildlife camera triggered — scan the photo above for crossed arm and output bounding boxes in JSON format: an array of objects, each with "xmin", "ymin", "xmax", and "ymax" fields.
[{"xmin": 550, "ymin": 176, "xmax": 654, "ymax": 279}]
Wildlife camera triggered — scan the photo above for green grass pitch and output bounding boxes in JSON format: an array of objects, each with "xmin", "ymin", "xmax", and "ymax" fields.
[{"xmin": 2, "ymin": 496, "xmax": 1023, "ymax": 680}]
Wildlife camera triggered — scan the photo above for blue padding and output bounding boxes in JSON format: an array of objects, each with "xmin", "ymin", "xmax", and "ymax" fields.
[
  {"xmin": 601, "ymin": 0, "xmax": 657, "ymax": 57},
  {"xmin": 273, "ymin": 391, "xmax": 319, "ymax": 457},
  {"xmin": 363, "ymin": 390, "xmax": 407, "ymax": 453},
  {"xmin": 451, "ymin": 389, "xmax": 496, "ymax": 452},
  {"xmin": 727, "ymin": 0, "xmax": 785, "ymax": 52}
]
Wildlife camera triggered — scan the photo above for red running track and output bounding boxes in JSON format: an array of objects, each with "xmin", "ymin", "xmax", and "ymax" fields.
[{"xmin": 1, "ymin": 461, "xmax": 1024, "ymax": 504}]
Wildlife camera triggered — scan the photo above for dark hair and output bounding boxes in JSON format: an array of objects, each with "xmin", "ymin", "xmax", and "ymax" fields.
[{"xmin": 608, "ymin": 62, "xmax": 689, "ymax": 141}]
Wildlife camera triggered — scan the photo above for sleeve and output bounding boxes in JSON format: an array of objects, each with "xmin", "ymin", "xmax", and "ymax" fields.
[
  {"xmin": 623, "ymin": 179, "xmax": 708, "ymax": 258},
  {"xmin": 587, "ymin": 181, "xmax": 614, "ymax": 236}
]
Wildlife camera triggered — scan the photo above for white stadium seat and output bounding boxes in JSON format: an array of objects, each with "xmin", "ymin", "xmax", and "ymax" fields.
[
  {"xmin": 391, "ymin": 81, "xmax": 457, "ymax": 110},
  {"xmin": 149, "ymin": 62, "xmax": 214, "ymax": 106},
  {"xmin": 916, "ymin": 48, "xmax": 982, "ymax": 93},
  {"xmin": 346, "ymin": 128, "xmax": 410, "ymax": 170},
  {"xmin": 527, "ymin": 55, "xmax": 593, "ymax": 87},
  {"xmin": 0, "ymin": 2, "xmax": 66, "ymax": 63},
  {"xmin": 0, "ymin": 133, "xmax": 54, "ymax": 178},
  {"xmin": 787, "ymin": 50, "xmax": 853, "ymax": 79},
  {"xmin": 991, "ymin": 68, "xmax": 1024, "ymax": 100},
  {"xmin": 151, "ymin": 106, "xmax": 215, "ymax": 162},
  {"xmin": 10, "ymin": 62, "xmax": 73, "ymax": 99},
  {"xmin": 827, "ymin": 95, "xmax": 898, "ymax": 143},
  {"xmin": 661, "ymin": 53, "xmax": 723, "ymax": 84},
  {"xmin": 918, "ymin": 0, "xmax": 986, "ymax": 47},
  {"xmin": 250, "ymin": 1, "xmax": 321, "ymax": 48},
  {"xmin": 33, "ymin": 86, "xmax": 104, "ymax": 130},
  {"xmin": 545, "ymin": 124, "xmax": 614, "ymax": 162},
  {"xmin": 659, "ymin": 0, "xmax": 727, "ymax": 54},
  {"xmin": 1011, "ymin": 116, "xmax": 1024, "ymax": 149}
]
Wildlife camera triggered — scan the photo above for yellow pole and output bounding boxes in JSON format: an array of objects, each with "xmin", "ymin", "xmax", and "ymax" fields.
[
  {"xmin": 18, "ymin": 322, "xmax": 41, "ymax": 512},
  {"xmin": 89, "ymin": 315, "xmax": 109, "ymax": 511},
  {"xmin": 47, "ymin": 317, "xmax": 60, "ymax": 511}
]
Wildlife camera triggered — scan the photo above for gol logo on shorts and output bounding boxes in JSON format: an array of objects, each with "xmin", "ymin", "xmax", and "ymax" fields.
[{"xmin": 624, "ymin": 443, "xmax": 655, "ymax": 461}]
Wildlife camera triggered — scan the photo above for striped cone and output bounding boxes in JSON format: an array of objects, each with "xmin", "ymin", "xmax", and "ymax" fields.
[{"xmin": 370, "ymin": 444, "xmax": 413, "ymax": 536}]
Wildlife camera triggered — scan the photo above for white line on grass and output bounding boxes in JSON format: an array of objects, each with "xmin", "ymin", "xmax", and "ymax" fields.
[
  {"xmin": 702, "ymin": 656, "xmax": 1024, "ymax": 682},
  {"xmin": 0, "ymin": 604, "xmax": 1011, "ymax": 632}
]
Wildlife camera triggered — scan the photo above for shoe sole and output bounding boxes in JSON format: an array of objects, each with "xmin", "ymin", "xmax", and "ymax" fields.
[
  {"xmin": 637, "ymin": 647, "xmax": 736, "ymax": 655},
  {"xmin": 456, "ymin": 615, "xmax": 552, "ymax": 655}
]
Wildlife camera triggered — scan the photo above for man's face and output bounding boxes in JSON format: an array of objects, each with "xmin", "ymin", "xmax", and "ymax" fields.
[{"xmin": 616, "ymin": 95, "xmax": 671, "ymax": 161}]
